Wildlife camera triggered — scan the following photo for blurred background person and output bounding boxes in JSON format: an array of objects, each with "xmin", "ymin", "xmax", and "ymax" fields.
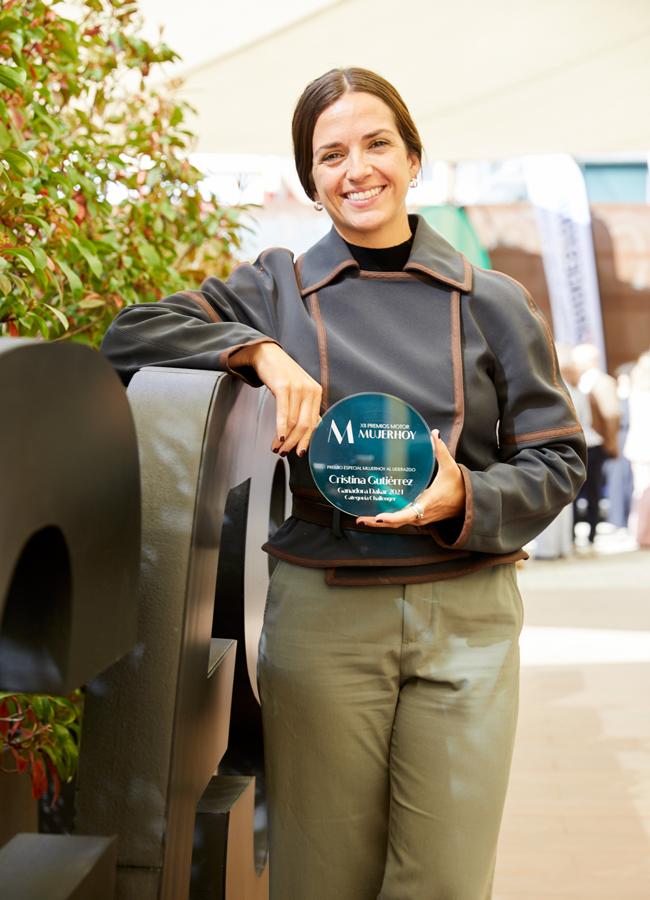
[
  {"xmin": 606, "ymin": 362, "xmax": 635, "ymax": 534},
  {"xmin": 624, "ymin": 351, "xmax": 650, "ymax": 548},
  {"xmin": 531, "ymin": 344, "xmax": 585, "ymax": 559},
  {"xmin": 573, "ymin": 343, "xmax": 621, "ymax": 545}
]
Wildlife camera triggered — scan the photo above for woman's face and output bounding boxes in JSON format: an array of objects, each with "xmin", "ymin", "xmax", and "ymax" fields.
[{"xmin": 311, "ymin": 91, "xmax": 419, "ymax": 248}]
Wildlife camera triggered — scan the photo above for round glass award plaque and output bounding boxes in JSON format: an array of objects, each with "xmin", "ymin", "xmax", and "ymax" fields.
[{"xmin": 308, "ymin": 392, "xmax": 436, "ymax": 517}]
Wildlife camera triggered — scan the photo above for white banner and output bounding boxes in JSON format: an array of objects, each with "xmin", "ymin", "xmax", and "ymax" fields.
[{"xmin": 523, "ymin": 154, "xmax": 606, "ymax": 363}]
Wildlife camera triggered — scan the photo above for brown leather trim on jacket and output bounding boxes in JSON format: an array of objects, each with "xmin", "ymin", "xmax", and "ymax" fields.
[
  {"xmin": 428, "ymin": 463, "xmax": 474, "ymax": 550},
  {"xmin": 501, "ymin": 423, "xmax": 584, "ymax": 444},
  {"xmin": 323, "ymin": 549, "xmax": 527, "ymax": 586},
  {"xmin": 405, "ymin": 255, "xmax": 472, "ymax": 291},
  {"xmin": 262, "ymin": 543, "xmax": 471, "ymax": 569},
  {"xmin": 258, "ymin": 246, "xmax": 293, "ymax": 269},
  {"xmin": 178, "ymin": 290, "xmax": 222, "ymax": 323},
  {"xmin": 180, "ymin": 291, "xmax": 280, "ymax": 385},
  {"xmin": 448, "ymin": 289, "xmax": 465, "ymax": 457},
  {"xmin": 299, "ymin": 260, "xmax": 359, "ymax": 297},
  {"xmin": 309, "ymin": 292, "xmax": 329, "ymax": 412},
  {"xmin": 358, "ymin": 270, "xmax": 417, "ymax": 280}
]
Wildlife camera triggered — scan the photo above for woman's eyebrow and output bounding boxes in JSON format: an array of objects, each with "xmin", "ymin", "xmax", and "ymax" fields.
[
  {"xmin": 315, "ymin": 141, "xmax": 344, "ymax": 154},
  {"xmin": 363, "ymin": 129, "xmax": 393, "ymax": 141},
  {"xmin": 315, "ymin": 129, "xmax": 394, "ymax": 156}
]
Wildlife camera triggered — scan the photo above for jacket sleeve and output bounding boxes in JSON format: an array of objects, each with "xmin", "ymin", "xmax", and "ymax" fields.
[
  {"xmin": 430, "ymin": 272, "xmax": 587, "ymax": 555},
  {"xmin": 100, "ymin": 257, "xmax": 283, "ymax": 387}
]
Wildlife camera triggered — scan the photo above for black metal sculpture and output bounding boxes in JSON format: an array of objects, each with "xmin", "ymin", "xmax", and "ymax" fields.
[{"xmin": 0, "ymin": 340, "xmax": 281, "ymax": 899}]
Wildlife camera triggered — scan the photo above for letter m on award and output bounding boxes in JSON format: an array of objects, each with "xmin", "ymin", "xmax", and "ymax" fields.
[{"xmin": 328, "ymin": 419, "xmax": 355, "ymax": 444}]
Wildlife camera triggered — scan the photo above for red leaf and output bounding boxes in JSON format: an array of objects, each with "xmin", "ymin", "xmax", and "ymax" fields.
[
  {"xmin": 9, "ymin": 714, "xmax": 23, "ymax": 738},
  {"xmin": 46, "ymin": 761, "xmax": 61, "ymax": 806},
  {"xmin": 30, "ymin": 758, "xmax": 47, "ymax": 800},
  {"xmin": 0, "ymin": 700, "xmax": 9, "ymax": 738}
]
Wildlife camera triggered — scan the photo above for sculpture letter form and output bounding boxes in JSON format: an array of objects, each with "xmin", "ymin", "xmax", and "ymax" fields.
[
  {"xmin": 1, "ymin": 340, "xmax": 282, "ymax": 898},
  {"xmin": 0, "ymin": 337, "xmax": 141, "ymax": 898},
  {"xmin": 76, "ymin": 365, "xmax": 283, "ymax": 899}
]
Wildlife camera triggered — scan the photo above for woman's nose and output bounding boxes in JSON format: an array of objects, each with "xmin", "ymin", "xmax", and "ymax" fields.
[{"xmin": 346, "ymin": 150, "xmax": 372, "ymax": 182}]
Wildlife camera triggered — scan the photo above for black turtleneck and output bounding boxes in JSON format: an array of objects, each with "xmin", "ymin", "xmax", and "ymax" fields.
[{"xmin": 344, "ymin": 233, "xmax": 415, "ymax": 273}]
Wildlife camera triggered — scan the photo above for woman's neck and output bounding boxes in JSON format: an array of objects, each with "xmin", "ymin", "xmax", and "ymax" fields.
[{"xmin": 335, "ymin": 215, "xmax": 413, "ymax": 250}]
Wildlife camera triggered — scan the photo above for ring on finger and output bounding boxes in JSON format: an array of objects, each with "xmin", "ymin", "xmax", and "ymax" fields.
[{"xmin": 410, "ymin": 500, "xmax": 425, "ymax": 520}]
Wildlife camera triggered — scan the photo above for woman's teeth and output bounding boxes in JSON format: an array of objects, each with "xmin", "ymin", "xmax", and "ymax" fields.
[{"xmin": 346, "ymin": 186, "xmax": 384, "ymax": 201}]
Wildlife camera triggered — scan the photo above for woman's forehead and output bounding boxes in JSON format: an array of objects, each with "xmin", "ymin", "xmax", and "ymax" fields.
[{"xmin": 312, "ymin": 92, "xmax": 397, "ymax": 147}]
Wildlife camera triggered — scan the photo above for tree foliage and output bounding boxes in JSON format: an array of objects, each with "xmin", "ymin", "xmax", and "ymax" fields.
[
  {"xmin": 0, "ymin": 691, "xmax": 83, "ymax": 802},
  {"xmin": 0, "ymin": 0, "xmax": 248, "ymax": 807},
  {"xmin": 0, "ymin": 0, "xmax": 247, "ymax": 346}
]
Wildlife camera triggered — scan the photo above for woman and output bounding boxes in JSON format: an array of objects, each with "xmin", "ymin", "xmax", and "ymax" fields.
[{"xmin": 102, "ymin": 68, "xmax": 586, "ymax": 900}]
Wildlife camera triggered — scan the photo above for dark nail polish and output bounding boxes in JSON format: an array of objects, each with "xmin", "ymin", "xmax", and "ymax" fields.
[
  {"xmin": 280, "ymin": 451, "xmax": 287, "ymax": 458},
  {"xmin": 298, "ymin": 449, "xmax": 305, "ymax": 457},
  {"xmin": 279, "ymin": 435, "xmax": 286, "ymax": 442},
  {"xmin": 376, "ymin": 519, "xmax": 384, "ymax": 523}
]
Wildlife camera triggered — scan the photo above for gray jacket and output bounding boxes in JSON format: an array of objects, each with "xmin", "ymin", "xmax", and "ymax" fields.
[{"xmin": 101, "ymin": 215, "xmax": 586, "ymax": 585}]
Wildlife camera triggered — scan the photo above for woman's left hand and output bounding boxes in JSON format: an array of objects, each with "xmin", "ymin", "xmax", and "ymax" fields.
[{"xmin": 355, "ymin": 430, "xmax": 466, "ymax": 528}]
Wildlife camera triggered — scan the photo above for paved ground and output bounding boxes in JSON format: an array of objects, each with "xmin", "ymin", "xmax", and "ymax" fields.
[{"xmin": 493, "ymin": 541, "xmax": 650, "ymax": 899}]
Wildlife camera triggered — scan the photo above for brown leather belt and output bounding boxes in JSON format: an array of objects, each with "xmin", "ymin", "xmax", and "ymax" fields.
[{"xmin": 291, "ymin": 495, "xmax": 422, "ymax": 535}]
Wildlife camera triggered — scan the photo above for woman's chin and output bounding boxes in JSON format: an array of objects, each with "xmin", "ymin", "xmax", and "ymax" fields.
[{"xmin": 338, "ymin": 213, "xmax": 406, "ymax": 246}]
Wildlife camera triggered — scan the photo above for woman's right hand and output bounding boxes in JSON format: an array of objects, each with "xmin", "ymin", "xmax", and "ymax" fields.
[{"xmin": 230, "ymin": 342, "xmax": 322, "ymax": 457}]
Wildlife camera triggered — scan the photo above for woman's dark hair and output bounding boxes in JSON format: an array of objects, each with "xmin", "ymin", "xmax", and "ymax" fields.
[{"xmin": 292, "ymin": 67, "xmax": 423, "ymax": 200}]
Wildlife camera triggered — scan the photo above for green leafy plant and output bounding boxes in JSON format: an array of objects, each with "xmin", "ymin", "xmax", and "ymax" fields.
[
  {"xmin": 1, "ymin": 0, "xmax": 250, "ymax": 811},
  {"xmin": 0, "ymin": 0, "xmax": 248, "ymax": 346},
  {"xmin": 0, "ymin": 691, "xmax": 84, "ymax": 802}
]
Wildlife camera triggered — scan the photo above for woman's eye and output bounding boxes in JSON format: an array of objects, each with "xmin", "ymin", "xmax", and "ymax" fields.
[
  {"xmin": 371, "ymin": 139, "xmax": 389, "ymax": 148},
  {"xmin": 322, "ymin": 152, "xmax": 343, "ymax": 162}
]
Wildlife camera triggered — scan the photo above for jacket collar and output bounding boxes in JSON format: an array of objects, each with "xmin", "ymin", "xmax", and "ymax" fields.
[{"xmin": 296, "ymin": 214, "xmax": 472, "ymax": 297}]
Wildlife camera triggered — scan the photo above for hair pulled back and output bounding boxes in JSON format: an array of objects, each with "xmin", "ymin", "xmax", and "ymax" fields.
[{"xmin": 292, "ymin": 67, "xmax": 423, "ymax": 200}]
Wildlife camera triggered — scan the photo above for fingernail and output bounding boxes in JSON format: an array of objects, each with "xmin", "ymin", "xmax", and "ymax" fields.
[
  {"xmin": 272, "ymin": 448, "xmax": 278, "ymax": 454},
  {"xmin": 298, "ymin": 449, "xmax": 305, "ymax": 457},
  {"xmin": 279, "ymin": 435, "xmax": 286, "ymax": 442},
  {"xmin": 280, "ymin": 451, "xmax": 287, "ymax": 458},
  {"xmin": 376, "ymin": 519, "xmax": 384, "ymax": 523}
]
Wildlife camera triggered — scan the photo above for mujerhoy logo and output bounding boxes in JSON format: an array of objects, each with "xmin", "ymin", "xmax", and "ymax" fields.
[
  {"xmin": 327, "ymin": 419, "xmax": 417, "ymax": 443},
  {"xmin": 328, "ymin": 419, "xmax": 355, "ymax": 444}
]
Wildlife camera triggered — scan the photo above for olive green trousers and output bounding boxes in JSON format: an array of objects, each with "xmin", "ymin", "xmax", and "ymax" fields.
[{"xmin": 258, "ymin": 560, "xmax": 524, "ymax": 900}]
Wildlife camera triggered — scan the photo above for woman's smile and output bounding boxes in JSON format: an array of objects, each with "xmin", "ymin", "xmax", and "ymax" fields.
[{"xmin": 343, "ymin": 185, "xmax": 386, "ymax": 203}]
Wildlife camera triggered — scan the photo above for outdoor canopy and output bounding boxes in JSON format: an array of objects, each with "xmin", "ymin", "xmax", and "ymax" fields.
[{"xmin": 170, "ymin": 0, "xmax": 650, "ymax": 161}]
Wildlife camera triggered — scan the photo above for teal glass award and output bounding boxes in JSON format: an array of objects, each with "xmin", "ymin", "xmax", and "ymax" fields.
[{"xmin": 308, "ymin": 392, "xmax": 436, "ymax": 517}]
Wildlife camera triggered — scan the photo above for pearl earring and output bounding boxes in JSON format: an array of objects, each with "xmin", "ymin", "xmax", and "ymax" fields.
[
  {"xmin": 314, "ymin": 200, "xmax": 324, "ymax": 211},
  {"xmin": 409, "ymin": 177, "xmax": 418, "ymax": 189}
]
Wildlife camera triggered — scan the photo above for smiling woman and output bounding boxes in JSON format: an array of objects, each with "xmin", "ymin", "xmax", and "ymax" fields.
[
  {"xmin": 292, "ymin": 68, "xmax": 422, "ymax": 248},
  {"xmin": 308, "ymin": 93, "xmax": 418, "ymax": 247},
  {"xmin": 100, "ymin": 66, "xmax": 586, "ymax": 900}
]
